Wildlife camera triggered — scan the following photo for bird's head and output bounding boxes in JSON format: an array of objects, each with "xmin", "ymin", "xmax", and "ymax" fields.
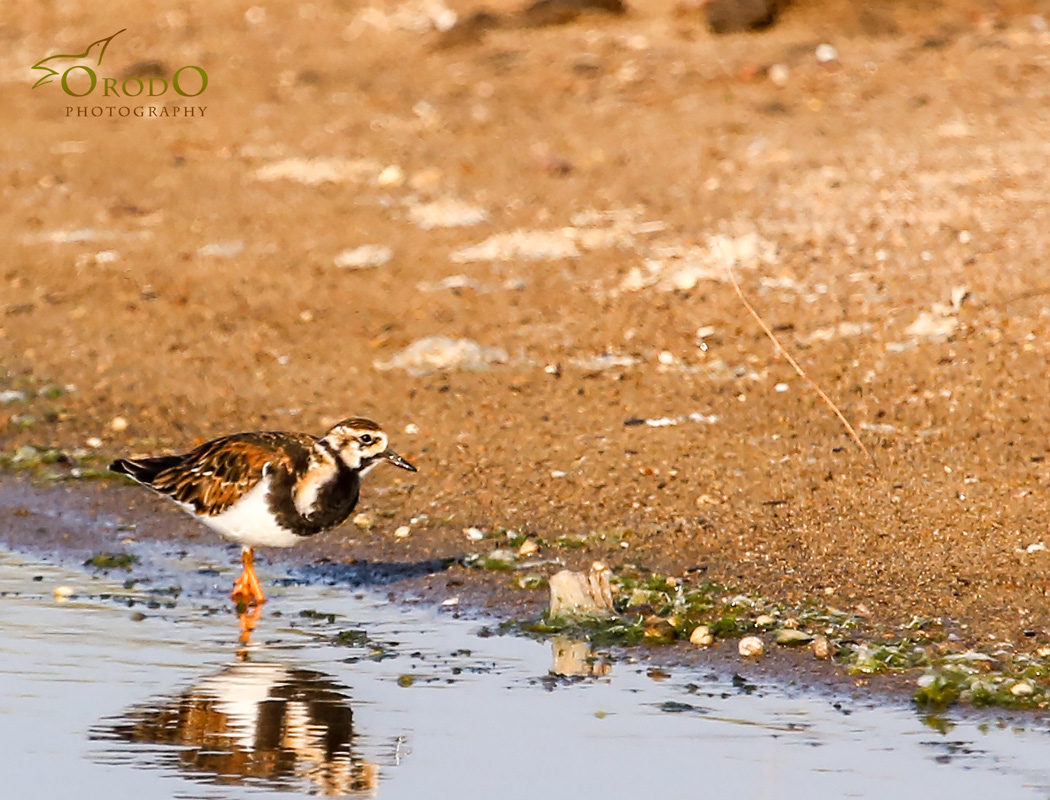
[{"xmin": 322, "ymin": 417, "xmax": 416, "ymax": 475}]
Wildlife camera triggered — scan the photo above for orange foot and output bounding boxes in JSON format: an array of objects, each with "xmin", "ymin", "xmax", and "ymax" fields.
[{"xmin": 230, "ymin": 546, "xmax": 266, "ymax": 606}]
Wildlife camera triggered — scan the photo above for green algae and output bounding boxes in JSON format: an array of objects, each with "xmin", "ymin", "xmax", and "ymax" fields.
[{"xmin": 500, "ymin": 563, "xmax": 1050, "ymax": 711}]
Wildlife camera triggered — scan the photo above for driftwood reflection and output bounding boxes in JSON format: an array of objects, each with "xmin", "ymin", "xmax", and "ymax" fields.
[
  {"xmin": 550, "ymin": 636, "xmax": 612, "ymax": 677},
  {"xmin": 92, "ymin": 658, "xmax": 378, "ymax": 795}
]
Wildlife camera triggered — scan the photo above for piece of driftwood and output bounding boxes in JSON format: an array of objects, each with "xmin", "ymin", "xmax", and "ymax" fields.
[{"xmin": 548, "ymin": 561, "xmax": 615, "ymax": 619}]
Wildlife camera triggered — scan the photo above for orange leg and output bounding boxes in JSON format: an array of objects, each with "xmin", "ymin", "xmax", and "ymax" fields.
[{"xmin": 231, "ymin": 546, "xmax": 267, "ymax": 606}]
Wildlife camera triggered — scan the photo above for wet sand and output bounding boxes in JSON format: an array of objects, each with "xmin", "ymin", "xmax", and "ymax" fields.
[{"xmin": 3, "ymin": 0, "xmax": 1050, "ymax": 662}]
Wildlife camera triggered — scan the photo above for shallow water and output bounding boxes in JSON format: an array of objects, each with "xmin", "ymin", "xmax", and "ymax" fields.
[{"xmin": 2, "ymin": 545, "xmax": 1050, "ymax": 799}]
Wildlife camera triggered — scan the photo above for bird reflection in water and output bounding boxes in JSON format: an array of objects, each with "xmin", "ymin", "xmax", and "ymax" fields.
[
  {"xmin": 92, "ymin": 654, "xmax": 379, "ymax": 796},
  {"xmin": 238, "ymin": 604, "xmax": 263, "ymax": 643}
]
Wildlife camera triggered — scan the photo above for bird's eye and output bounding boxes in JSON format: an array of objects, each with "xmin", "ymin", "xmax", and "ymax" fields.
[{"xmin": 358, "ymin": 434, "xmax": 374, "ymax": 445}]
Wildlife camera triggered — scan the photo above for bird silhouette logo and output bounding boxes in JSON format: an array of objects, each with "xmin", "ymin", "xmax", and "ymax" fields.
[{"xmin": 31, "ymin": 28, "xmax": 126, "ymax": 89}]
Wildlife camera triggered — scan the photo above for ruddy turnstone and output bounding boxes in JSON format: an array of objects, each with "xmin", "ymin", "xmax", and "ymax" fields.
[{"xmin": 109, "ymin": 418, "xmax": 416, "ymax": 606}]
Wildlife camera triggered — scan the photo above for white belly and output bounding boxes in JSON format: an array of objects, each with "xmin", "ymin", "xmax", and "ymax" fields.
[{"xmin": 189, "ymin": 477, "xmax": 304, "ymax": 548}]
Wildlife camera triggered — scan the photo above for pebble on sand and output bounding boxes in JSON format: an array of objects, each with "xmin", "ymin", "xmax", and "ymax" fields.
[
  {"xmin": 738, "ymin": 635, "xmax": 765, "ymax": 658},
  {"xmin": 774, "ymin": 628, "xmax": 814, "ymax": 647},
  {"xmin": 812, "ymin": 635, "xmax": 832, "ymax": 660},
  {"xmin": 689, "ymin": 625, "xmax": 714, "ymax": 647},
  {"xmin": 815, "ymin": 43, "xmax": 839, "ymax": 63}
]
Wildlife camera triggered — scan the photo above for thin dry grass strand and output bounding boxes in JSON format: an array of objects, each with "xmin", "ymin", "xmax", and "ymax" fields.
[{"xmin": 725, "ymin": 264, "xmax": 875, "ymax": 466}]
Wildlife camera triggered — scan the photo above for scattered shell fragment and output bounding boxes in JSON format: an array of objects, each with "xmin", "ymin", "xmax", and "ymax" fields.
[
  {"xmin": 406, "ymin": 197, "xmax": 489, "ymax": 229},
  {"xmin": 689, "ymin": 625, "xmax": 714, "ymax": 647},
  {"xmin": 800, "ymin": 321, "xmax": 872, "ymax": 344},
  {"xmin": 375, "ymin": 336, "xmax": 508, "ymax": 375},
  {"xmin": 349, "ymin": 0, "xmax": 456, "ymax": 35},
  {"xmin": 548, "ymin": 562, "xmax": 615, "ymax": 620},
  {"xmin": 394, "ymin": 525, "xmax": 411, "ymax": 538},
  {"xmin": 860, "ymin": 422, "xmax": 897, "ymax": 436},
  {"xmin": 23, "ymin": 228, "xmax": 116, "ymax": 245},
  {"xmin": 352, "ymin": 513, "xmax": 373, "ymax": 529},
  {"xmin": 738, "ymin": 635, "xmax": 765, "ymax": 658},
  {"xmin": 109, "ymin": 416, "xmax": 129, "ymax": 432},
  {"xmin": 334, "ymin": 244, "xmax": 393, "ymax": 269},
  {"xmin": 1011, "ymin": 681, "xmax": 1035, "ymax": 697},
  {"xmin": 623, "ymin": 234, "xmax": 778, "ymax": 294},
  {"xmin": 904, "ymin": 310, "xmax": 958, "ymax": 341},
  {"xmin": 451, "ymin": 229, "xmax": 580, "ymax": 263},
  {"xmin": 518, "ymin": 539, "xmax": 539, "ymax": 557},
  {"xmin": 376, "ymin": 164, "xmax": 406, "ymax": 187},
  {"xmin": 254, "ymin": 157, "xmax": 380, "ymax": 186},
  {"xmin": 950, "ymin": 285, "xmax": 969, "ymax": 312},
  {"xmin": 53, "ymin": 585, "xmax": 74, "ymax": 601},
  {"xmin": 0, "ymin": 390, "xmax": 26, "ymax": 404},
  {"xmin": 416, "ymin": 274, "xmax": 482, "ymax": 292},
  {"xmin": 196, "ymin": 241, "xmax": 245, "ymax": 258},
  {"xmin": 755, "ymin": 614, "xmax": 776, "ymax": 627},
  {"xmin": 86, "ymin": 437, "xmax": 103, "ymax": 449},
  {"xmin": 571, "ymin": 354, "xmax": 638, "ymax": 371},
  {"xmin": 485, "ymin": 549, "xmax": 517, "ymax": 567},
  {"xmin": 464, "ymin": 527, "xmax": 486, "ymax": 541}
]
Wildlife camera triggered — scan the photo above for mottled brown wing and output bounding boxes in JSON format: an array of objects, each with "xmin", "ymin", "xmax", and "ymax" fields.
[{"xmin": 149, "ymin": 435, "xmax": 293, "ymax": 516}]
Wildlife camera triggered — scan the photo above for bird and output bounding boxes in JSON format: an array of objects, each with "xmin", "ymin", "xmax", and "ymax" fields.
[
  {"xmin": 109, "ymin": 417, "xmax": 416, "ymax": 607},
  {"xmin": 31, "ymin": 28, "xmax": 126, "ymax": 89}
]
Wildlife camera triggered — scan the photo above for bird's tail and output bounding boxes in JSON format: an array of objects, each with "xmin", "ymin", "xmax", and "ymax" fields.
[{"xmin": 109, "ymin": 455, "xmax": 182, "ymax": 485}]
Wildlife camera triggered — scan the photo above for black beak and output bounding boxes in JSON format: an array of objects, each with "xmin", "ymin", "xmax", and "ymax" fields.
[{"xmin": 382, "ymin": 448, "xmax": 417, "ymax": 472}]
